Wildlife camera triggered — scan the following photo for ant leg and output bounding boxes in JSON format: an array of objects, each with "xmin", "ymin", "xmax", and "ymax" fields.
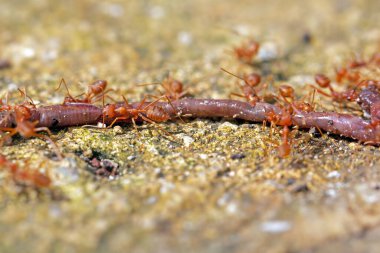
[
  {"xmin": 163, "ymin": 95, "xmax": 184, "ymax": 123},
  {"xmin": 56, "ymin": 78, "xmax": 76, "ymax": 101},
  {"xmin": 144, "ymin": 94, "xmax": 161, "ymax": 100},
  {"xmin": 102, "ymin": 95, "xmax": 106, "ymax": 125},
  {"xmin": 107, "ymin": 117, "xmax": 129, "ymax": 129},
  {"xmin": 18, "ymin": 88, "xmax": 35, "ymax": 107},
  {"xmin": 220, "ymin": 67, "xmax": 244, "ymax": 81},
  {"xmin": 138, "ymin": 114, "xmax": 172, "ymax": 136},
  {"xmin": 34, "ymin": 127, "xmax": 53, "ymax": 136},
  {"xmin": 278, "ymin": 126, "xmax": 291, "ymax": 158},
  {"xmin": 131, "ymin": 118, "xmax": 139, "ymax": 132},
  {"xmin": 142, "ymin": 94, "xmax": 184, "ymax": 123},
  {"xmin": 0, "ymin": 128, "xmax": 17, "ymax": 145},
  {"xmin": 92, "ymin": 89, "xmax": 117, "ymax": 103},
  {"xmin": 33, "ymin": 133, "xmax": 63, "ymax": 160},
  {"xmin": 308, "ymin": 85, "xmax": 332, "ymax": 98},
  {"xmin": 269, "ymin": 122, "xmax": 274, "ymax": 139},
  {"xmin": 0, "ymin": 127, "xmax": 16, "ymax": 132},
  {"xmin": 229, "ymin": 93, "xmax": 245, "ymax": 99},
  {"xmin": 262, "ymin": 120, "xmax": 266, "ymax": 131},
  {"xmin": 140, "ymin": 95, "xmax": 167, "ymax": 110},
  {"xmin": 315, "ymin": 125, "xmax": 324, "ymax": 137},
  {"xmin": 136, "ymin": 82, "xmax": 162, "ymax": 87},
  {"xmin": 178, "ymin": 89, "xmax": 189, "ymax": 99}
]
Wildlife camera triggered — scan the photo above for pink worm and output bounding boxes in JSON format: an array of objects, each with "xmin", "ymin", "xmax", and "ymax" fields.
[{"xmin": 1, "ymin": 99, "xmax": 379, "ymax": 144}]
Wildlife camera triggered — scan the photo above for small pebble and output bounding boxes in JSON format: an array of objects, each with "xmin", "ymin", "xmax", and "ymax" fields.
[
  {"xmin": 127, "ymin": 155, "xmax": 136, "ymax": 161},
  {"xmin": 257, "ymin": 42, "xmax": 278, "ymax": 61},
  {"xmin": 90, "ymin": 158, "xmax": 101, "ymax": 168},
  {"xmin": 113, "ymin": 125, "xmax": 123, "ymax": 134},
  {"xmin": 231, "ymin": 153, "xmax": 246, "ymax": 160},
  {"xmin": 182, "ymin": 135, "xmax": 194, "ymax": 147},
  {"xmin": 327, "ymin": 171, "xmax": 340, "ymax": 178},
  {"xmin": 218, "ymin": 122, "xmax": 238, "ymax": 130},
  {"xmin": 261, "ymin": 220, "xmax": 292, "ymax": 233}
]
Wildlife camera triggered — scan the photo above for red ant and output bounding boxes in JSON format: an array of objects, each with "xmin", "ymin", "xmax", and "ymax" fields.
[
  {"xmin": 333, "ymin": 53, "xmax": 380, "ymax": 84},
  {"xmin": 265, "ymin": 104, "xmax": 293, "ymax": 158},
  {"xmin": 266, "ymin": 84, "xmax": 318, "ymax": 157},
  {"xmin": 221, "ymin": 67, "xmax": 263, "ymax": 106},
  {"xmin": 138, "ymin": 74, "xmax": 189, "ymax": 101},
  {"xmin": 56, "ymin": 78, "xmax": 111, "ymax": 104},
  {"xmin": 102, "ymin": 95, "xmax": 171, "ymax": 132},
  {"xmin": 0, "ymin": 93, "xmax": 11, "ymax": 112},
  {"xmin": 0, "ymin": 105, "xmax": 62, "ymax": 160},
  {"xmin": 0, "ymin": 154, "xmax": 51, "ymax": 188},
  {"xmin": 233, "ymin": 40, "xmax": 260, "ymax": 63},
  {"xmin": 1, "ymin": 88, "xmax": 35, "ymax": 112},
  {"xmin": 310, "ymin": 74, "xmax": 360, "ymax": 103},
  {"xmin": 277, "ymin": 84, "xmax": 315, "ymax": 113}
]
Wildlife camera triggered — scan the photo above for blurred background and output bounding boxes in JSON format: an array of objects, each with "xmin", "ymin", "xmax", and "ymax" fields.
[{"xmin": 1, "ymin": 0, "xmax": 379, "ymax": 100}]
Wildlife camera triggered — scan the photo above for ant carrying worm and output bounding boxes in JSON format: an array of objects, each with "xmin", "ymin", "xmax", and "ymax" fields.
[{"xmin": 221, "ymin": 67, "xmax": 264, "ymax": 106}]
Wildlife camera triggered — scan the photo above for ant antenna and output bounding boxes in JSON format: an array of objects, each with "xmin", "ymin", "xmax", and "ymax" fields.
[
  {"xmin": 56, "ymin": 78, "xmax": 75, "ymax": 99},
  {"xmin": 18, "ymin": 88, "xmax": 35, "ymax": 106},
  {"xmin": 220, "ymin": 68, "xmax": 244, "ymax": 81}
]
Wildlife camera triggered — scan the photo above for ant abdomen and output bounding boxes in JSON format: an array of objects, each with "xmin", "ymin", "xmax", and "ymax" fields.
[{"xmin": 146, "ymin": 106, "xmax": 170, "ymax": 122}]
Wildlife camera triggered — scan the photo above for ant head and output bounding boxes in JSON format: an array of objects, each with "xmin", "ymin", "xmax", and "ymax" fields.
[
  {"xmin": 234, "ymin": 40, "xmax": 259, "ymax": 60},
  {"xmin": 348, "ymin": 58, "xmax": 366, "ymax": 69},
  {"xmin": 170, "ymin": 79, "xmax": 184, "ymax": 93},
  {"xmin": 347, "ymin": 71, "xmax": 360, "ymax": 82},
  {"xmin": 245, "ymin": 40, "xmax": 260, "ymax": 54},
  {"xmin": 89, "ymin": 80, "xmax": 108, "ymax": 94},
  {"xmin": 14, "ymin": 105, "xmax": 31, "ymax": 120},
  {"xmin": 103, "ymin": 104, "xmax": 116, "ymax": 118},
  {"xmin": 335, "ymin": 66, "xmax": 347, "ymax": 76},
  {"xmin": 335, "ymin": 67, "xmax": 347, "ymax": 82},
  {"xmin": 294, "ymin": 101, "xmax": 313, "ymax": 112},
  {"xmin": 345, "ymin": 90, "xmax": 359, "ymax": 101},
  {"xmin": 245, "ymin": 73, "xmax": 261, "ymax": 87},
  {"xmin": 279, "ymin": 84, "xmax": 294, "ymax": 99},
  {"xmin": 315, "ymin": 74, "xmax": 331, "ymax": 88},
  {"xmin": 370, "ymin": 52, "xmax": 380, "ymax": 65},
  {"xmin": 241, "ymin": 85, "xmax": 256, "ymax": 95}
]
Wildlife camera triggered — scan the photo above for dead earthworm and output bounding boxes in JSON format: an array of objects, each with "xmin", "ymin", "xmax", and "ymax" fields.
[
  {"xmin": 357, "ymin": 85, "xmax": 380, "ymax": 117},
  {"xmin": 0, "ymin": 99, "xmax": 379, "ymax": 144},
  {"xmin": 130, "ymin": 99, "xmax": 282, "ymax": 122},
  {"xmin": 114, "ymin": 98, "xmax": 380, "ymax": 144},
  {"xmin": 0, "ymin": 103, "xmax": 102, "ymax": 128},
  {"xmin": 292, "ymin": 111, "xmax": 380, "ymax": 144},
  {"xmin": 38, "ymin": 103, "xmax": 102, "ymax": 127}
]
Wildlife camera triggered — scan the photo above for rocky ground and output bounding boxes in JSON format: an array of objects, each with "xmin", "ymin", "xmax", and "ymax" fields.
[{"xmin": 0, "ymin": 0, "xmax": 379, "ymax": 252}]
